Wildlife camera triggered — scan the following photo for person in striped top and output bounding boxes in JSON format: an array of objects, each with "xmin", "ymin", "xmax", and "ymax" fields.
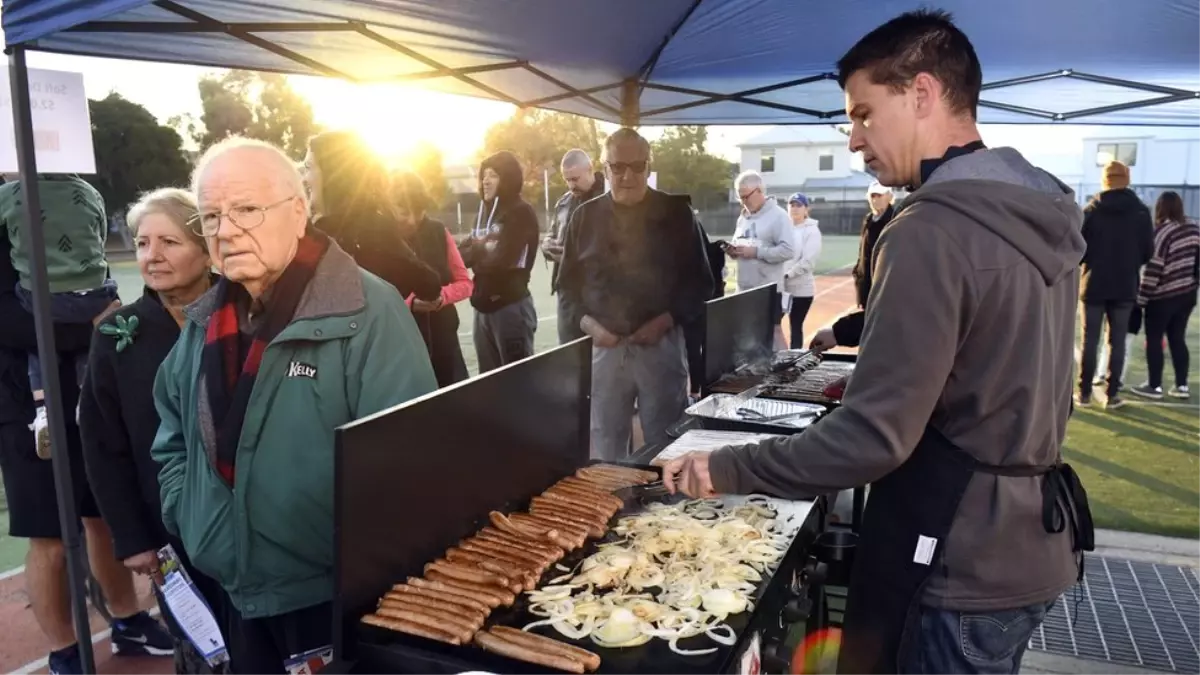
[{"xmin": 1131, "ymin": 191, "xmax": 1200, "ymax": 400}]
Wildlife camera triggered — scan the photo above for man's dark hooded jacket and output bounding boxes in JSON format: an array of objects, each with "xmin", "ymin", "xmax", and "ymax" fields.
[
  {"xmin": 1079, "ymin": 188, "xmax": 1154, "ymax": 303},
  {"xmin": 460, "ymin": 151, "xmax": 540, "ymax": 314}
]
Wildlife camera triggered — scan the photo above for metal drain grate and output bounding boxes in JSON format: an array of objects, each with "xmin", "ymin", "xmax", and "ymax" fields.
[{"xmin": 1028, "ymin": 555, "xmax": 1199, "ymax": 673}]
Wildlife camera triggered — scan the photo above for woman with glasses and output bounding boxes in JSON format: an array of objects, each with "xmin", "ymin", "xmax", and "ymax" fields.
[
  {"xmin": 302, "ymin": 131, "xmax": 442, "ymax": 303},
  {"xmin": 80, "ymin": 188, "xmax": 222, "ymax": 673}
]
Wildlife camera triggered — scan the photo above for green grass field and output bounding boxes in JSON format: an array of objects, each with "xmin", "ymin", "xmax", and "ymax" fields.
[{"xmin": 0, "ymin": 234, "xmax": 1195, "ymax": 571}]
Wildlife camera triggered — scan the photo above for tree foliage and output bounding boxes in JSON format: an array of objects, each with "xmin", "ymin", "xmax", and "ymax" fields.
[
  {"xmin": 88, "ymin": 92, "xmax": 191, "ymax": 218},
  {"xmin": 650, "ymin": 126, "xmax": 735, "ymax": 209},
  {"xmin": 480, "ymin": 109, "xmax": 602, "ymax": 209},
  {"xmin": 172, "ymin": 70, "xmax": 319, "ymax": 161}
]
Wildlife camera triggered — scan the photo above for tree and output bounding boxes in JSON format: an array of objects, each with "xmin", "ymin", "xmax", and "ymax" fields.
[
  {"xmin": 172, "ymin": 70, "xmax": 319, "ymax": 160},
  {"xmin": 479, "ymin": 109, "xmax": 602, "ymax": 211},
  {"xmin": 404, "ymin": 142, "xmax": 449, "ymax": 209},
  {"xmin": 88, "ymin": 92, "xmax": 192, "ymax": 218},
  {"xmin": 650, "ymin": 126, "xmax": 736, "ymax": 209}
]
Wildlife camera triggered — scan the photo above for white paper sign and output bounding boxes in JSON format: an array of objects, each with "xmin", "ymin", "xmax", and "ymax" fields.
[
  {"xmin": 913, "ymin": 534, "xmax": 938, "ymax": 565},
  {"xmin": 0, "ymin": 68, "xmax": 96, "ymax": 174}
]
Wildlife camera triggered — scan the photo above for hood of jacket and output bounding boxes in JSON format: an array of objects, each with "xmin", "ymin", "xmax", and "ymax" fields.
[
  {"xmin": 479, "ymin": 150, "xmax": 525, "ymax": 203},
  {"xmin": 908, "ymin": 147, "xmax": 1085, "ymax": 287}
]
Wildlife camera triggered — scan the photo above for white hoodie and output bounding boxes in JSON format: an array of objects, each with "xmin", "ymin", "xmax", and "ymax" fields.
[
  {"xmin": 782, "ymin": 218, "xmax": 822, "ymax": 297},
  {"xmin": 733, "ymin": 199, "xmax": 794, "ymax": 291}
]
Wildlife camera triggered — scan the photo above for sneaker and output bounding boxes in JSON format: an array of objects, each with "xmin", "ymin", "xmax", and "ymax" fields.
[
  {"xmin": 1092, "ymin": 375, "xmax": 1106, "ymax": 386},
  {"xmin": 48, "ymin": 643, "xmax": 82, "ymax": 675},
  {"xmin": 111, "ymin": 611, "xmax": 175, "ymax": 657},
  {"xmin": 1105, "ymin": 396, "xmax": 1127, "ymax": 410},
  {"xmin": 1130, "ymin": 383, "xmax": 1164, "ymax": 400},
  {"xmin": 1075, "ymin": 392, "xmax": 1093, "ymax": 407},
  {"xmin": 1168, "ymin": 385, "xmax": 1191, "ymax": 399},
  {"xmin": 32, "ymin": 405, "xmax": 50, "ymax": 459}
]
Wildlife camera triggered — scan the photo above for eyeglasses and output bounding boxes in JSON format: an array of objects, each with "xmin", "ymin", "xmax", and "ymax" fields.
[
  {"xmin": 738, "ymin": 187, "xmax": 761, "ymax": 203},
  {"xmin": 190, "ymin": 196, "xmax": 296, "ymax": 237},
  {"xmin": 607, "ymin": 160, "xmax": 648, "ymax": 176}
]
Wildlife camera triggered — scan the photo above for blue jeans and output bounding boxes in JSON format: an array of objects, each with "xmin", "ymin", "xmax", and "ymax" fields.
[{"xmin": 902, "ymin": 600, "xmax": 1054, "ymax": 674}]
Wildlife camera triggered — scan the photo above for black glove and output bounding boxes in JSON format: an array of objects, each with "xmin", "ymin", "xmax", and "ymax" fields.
[{"xmin": 1128, "ymin": 305, "xmax": 1143, "ymax": 335}]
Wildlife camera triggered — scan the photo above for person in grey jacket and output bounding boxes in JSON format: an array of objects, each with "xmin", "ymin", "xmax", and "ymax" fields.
[
  {"xmin": 729, "ymin": 171, "xmax": 793, "ymax": 348},
  {"xmin": 664, "ymin": 10, "xmax": 1092, "ymax": 675},
  {"xmin": 780, "ymin": 193, "xmax": 821, "ymax": 349}
]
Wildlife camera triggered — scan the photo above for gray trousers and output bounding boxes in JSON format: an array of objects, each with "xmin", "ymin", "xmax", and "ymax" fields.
[
  {"xmin": 590, "ymin": 327, "xmax": 688, "ymax": 461},
  {"xmin": 473, "ymin": 295, "xmax": 537, "ymax": 373}
]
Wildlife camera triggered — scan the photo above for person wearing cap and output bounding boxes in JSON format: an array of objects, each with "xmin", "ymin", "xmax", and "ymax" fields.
[
  {"xmin": 811, "ymin": 181, "xmax": 896, "ymax": 351},
  {"xmin": 1076, "ymin": 160, "xmax": 1154, "ymax": 409},
  {"xmin": 780, "ymin": 193, "xmax": 822, "ymax": 349},
  {"xmin": 730, "ymin": 171, "xmax": 794, "ymax": 349}
]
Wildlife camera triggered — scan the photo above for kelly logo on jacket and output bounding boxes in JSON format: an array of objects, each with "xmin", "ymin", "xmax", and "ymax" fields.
[{"xmin": 287, "ymin": 361, "xmax": 318, "ymax": 379}]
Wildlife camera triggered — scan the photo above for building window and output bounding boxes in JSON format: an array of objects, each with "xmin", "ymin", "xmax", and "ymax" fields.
[
  {"xmin": 1096, "ymin": 142, "xmax": 1137, "ymax": 167},
  {"xmin": 761, "ymin": 149, "xmax": 776, "ymax": 173},
  {"xmin": 818, "ymin": 152, "xmax": 834, "ymax": 172}
]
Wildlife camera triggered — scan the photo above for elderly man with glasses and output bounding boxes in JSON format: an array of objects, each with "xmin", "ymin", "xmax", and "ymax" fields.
[
  {"xmin": 152, "ymin": 137, "xmax": 436, "ymax": 673},
  {"xmin": 558, "ymin": 128, "xmax": 714, "ymax": 460},
  {"xmin": 730, "ymin": 170, "xmax": 794, "ymax": 349}
]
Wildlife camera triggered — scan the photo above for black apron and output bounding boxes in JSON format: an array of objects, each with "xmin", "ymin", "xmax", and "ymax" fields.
[{"xmin": 837, "ymin": 424, "xmax": 1095, "ymax": 674}]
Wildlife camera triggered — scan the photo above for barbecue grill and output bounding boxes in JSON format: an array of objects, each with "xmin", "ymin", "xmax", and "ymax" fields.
[
  {"xmin": 711, "ymin": 354, "xmax": 857, "ymax": 407},
  {"xmin": 332, "ymin": 340, "xmax": 830, "ymax": 674}
]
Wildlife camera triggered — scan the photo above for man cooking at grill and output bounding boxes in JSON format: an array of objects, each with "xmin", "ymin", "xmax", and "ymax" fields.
[
  {"xmin": 558, "ymin": 127, "xmax": 713, "ymax": 460},
  {"xmin": 664, "ymin": 10, "xmax": 1093, "ymax": 675}
]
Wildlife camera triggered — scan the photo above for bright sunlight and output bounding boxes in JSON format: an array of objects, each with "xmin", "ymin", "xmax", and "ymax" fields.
[{"xmin": 288, "ymin": 77, "xmax": 515, "ymax": 166}]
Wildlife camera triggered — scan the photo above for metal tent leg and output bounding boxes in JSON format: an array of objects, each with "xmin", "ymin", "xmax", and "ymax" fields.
[{"xmin": 7, "ymin": 45, "xmax": 97, "ymax": 674}]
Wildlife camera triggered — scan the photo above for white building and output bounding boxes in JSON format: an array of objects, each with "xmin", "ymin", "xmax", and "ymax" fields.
[
  {"xmin": 1081, "ymin": 127, "xmax": 1199, "ymax": 188},
  {"xmin": 735, "ymin": 126, "xmax": 868, "ymax": 202}
]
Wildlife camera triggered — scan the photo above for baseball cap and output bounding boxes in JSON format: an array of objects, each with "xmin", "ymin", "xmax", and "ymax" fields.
[
  {"xmin": 867, "ymin": 181, "xmax": 892, "ymax": 197},
  {"xmin": 788, "ymin": 192, "xmax": 810, "ymax": 207}
]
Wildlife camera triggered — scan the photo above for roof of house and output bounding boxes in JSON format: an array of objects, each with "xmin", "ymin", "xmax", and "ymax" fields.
[
  {"xmin": 739, "ymin": 126, "xmax": 849, "ymax": 148},
  {"xmin": 802, "ymin": 171, "xmax": 876, "ymax": 190}
]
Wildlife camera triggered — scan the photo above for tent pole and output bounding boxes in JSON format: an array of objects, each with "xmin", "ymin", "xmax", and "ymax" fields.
[
  {"xmin": 620, "ymin": 78, "xmax": 640, "ymax": 127},
  {"xmin": 7, "ymin": 45, "xmax": 97, "ymax": 675}
]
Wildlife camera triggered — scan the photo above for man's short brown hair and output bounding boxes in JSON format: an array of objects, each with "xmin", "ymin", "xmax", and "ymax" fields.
[{"xmin": 836, "ymin": 9, "xmax": 983, "ymax": 119}]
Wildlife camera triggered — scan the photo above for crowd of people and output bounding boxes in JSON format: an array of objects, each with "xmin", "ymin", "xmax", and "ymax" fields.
[{"xmin": 0, "ymin": 7, "xmax": 1194, "ymax": 675}]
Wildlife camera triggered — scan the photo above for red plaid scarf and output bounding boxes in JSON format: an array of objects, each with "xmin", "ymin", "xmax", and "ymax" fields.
[{"xmin": 202, "ymin": 232, "xmax": 329, "ymax": 485}]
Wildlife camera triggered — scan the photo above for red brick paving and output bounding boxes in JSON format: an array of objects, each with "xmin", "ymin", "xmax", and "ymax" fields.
[{"xmin": 0, "ymin": 272, "xmax": 860, "ymax": 675}]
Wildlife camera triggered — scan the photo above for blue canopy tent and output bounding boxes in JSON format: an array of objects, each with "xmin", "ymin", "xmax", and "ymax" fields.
[{"xmin": 2, "ymin": 1, "xmax": 1198, "ymax": 671}]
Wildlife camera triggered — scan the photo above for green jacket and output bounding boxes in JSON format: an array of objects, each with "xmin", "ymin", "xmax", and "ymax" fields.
[
  {"xmin": 152, "ymin": 241, "xmax": 437, "ymax": 619},
  {"xmin": 0, "ymin": 175, "xmax": 108, "ymax": 292}
]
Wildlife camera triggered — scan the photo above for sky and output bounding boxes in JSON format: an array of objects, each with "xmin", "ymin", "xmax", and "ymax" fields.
[{"xmin": 21, "ymin": 49, "xmax": 1112, "ymax": 167}]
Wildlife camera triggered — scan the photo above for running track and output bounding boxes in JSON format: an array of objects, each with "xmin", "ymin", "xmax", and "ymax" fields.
[{"xmin": 0, "ymin": 272, "xmax": 859, "ymax": 674}]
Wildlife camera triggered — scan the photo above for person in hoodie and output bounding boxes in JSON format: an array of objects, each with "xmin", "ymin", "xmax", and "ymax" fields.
[
  {"xmin": 558, "ymin": 128, "xmax": 713, "ymax": 460},
  {"xmin": 810, "ymin": 181, "xmax": 896, "ymax": 352},
  {"xmin": 729, "ymin": 171, "xmax": 794, "ymax": 349},
  {"xmin": 460, "ymin": 151, "xmax": 540, "ymax": 373},
  {"xmin": 543, "ymin": 149, "xmax": 605, "ymax": 344},
  {"xmin": 663, "ymin": 10, "xmax": 1093, "ymax": 674},
  {"xmin": 780, "ymin": 193, "xmax": 821, "ymax": 349},
  {"xmin": 1076, "ymin": 160, "xmax": 1154, "ymax": 409}
]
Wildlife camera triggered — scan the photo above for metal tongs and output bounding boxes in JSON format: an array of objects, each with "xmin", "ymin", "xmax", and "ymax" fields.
[
  {"xmin": 716, "ymin": 383, "xmax": 773, "ymax": 417},
  {"xmin": 736, "ymin": 407, "xmax": 821, "ymax": 425}
]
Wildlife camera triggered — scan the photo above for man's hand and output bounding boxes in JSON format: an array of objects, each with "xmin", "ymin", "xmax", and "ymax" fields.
[
  {"xmin": 629, "ymin": 313, "xmax": 674, "ymax": 346},
  {"xmin": 541, "ymin": 237, "xmax": 564, "ymax": 262},
  {"xmin": 662, "ymin": 452, "xmax": 717, "ymax": 498},
  {"xmin": 809, "ymin": 327, "xmax": 837, "ymax": 353},
  {"xmin": 581, "ymin": 315, "xmax": 622, "ymax": 349},
  {"xmin": 737, "ymin": 245, "xmax": 758, "ymax": 260},
  {"xmin": 412, "ymin": 296, "xmax": 444, "ymax": 313},
  {"xmin": 124, "ymin": 550, "xmax": 162, "ymax": 583}
]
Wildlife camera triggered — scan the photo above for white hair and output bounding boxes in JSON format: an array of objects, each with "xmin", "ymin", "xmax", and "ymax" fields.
[
  {"xmin": 561, "ymin": 149, "xmax": 592, "ymax": 171},
  {"xmin": 735, "ymin": 170, "xmax": 764, "ymax": 191},
  {"xmin": 191, "ymin": 136, "xmax": 307, "ymax": 207}
]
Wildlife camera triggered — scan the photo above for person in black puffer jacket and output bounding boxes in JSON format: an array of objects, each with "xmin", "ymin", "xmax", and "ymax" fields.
[
  {"xmin": 304, "ymin": 131, "xmax": 442, "ymax": 303},
  {"xmin": 460, "ymin": 151, "xmax": 540, "ymax": 373},
  {"xmin": 1076, "ymin": 161, "xmax": 1154, "ymax": 407}
]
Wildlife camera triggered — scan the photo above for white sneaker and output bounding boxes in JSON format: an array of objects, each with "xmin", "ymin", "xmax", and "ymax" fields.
[{"xmin": 1168, "ymin": 385, "xmax": 1191, "ymax": 400}]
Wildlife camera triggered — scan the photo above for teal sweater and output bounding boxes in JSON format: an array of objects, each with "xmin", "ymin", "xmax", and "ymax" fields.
[{"xmin": 0, "ymin": 176, "xmax": 108, "ymax": 293}]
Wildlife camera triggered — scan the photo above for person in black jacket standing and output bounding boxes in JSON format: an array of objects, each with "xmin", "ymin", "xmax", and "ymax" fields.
[
  {"xmin": 79, "ymin": 188, "xmax": 224, "ymax": 673},
  {"xmin": 543, "ymin": 149, "xmax": 605, "ymax": 344},
  {"xmin": 558, "ymin": 128, "xmax": 714, "ymax": 459},
  {"xmin": 810, "ymin": 181, "xmax": 896, "ymax": 351},
  {"xmin": 1077, "ymin": 161, "xmax": 1154, "ymax": 409},
  {"xmin": 304, "ymin": 131, "xmax": 442, "ymax": 303},
  {"xmin": 461, "ymin": 151, "xmax": 540, "ymax": 372}
]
